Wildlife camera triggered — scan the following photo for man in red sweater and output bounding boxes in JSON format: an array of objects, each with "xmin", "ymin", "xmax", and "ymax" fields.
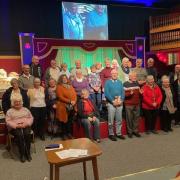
[{"xmin": 123, "ymin": 72, "xmax": 142, "ymax": 138}]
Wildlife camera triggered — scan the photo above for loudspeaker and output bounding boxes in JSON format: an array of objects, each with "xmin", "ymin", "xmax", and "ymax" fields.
[
  {"xmin": 19, "ymin": 33, "xmax": 34, "ymax": 65},
  {"xmin": 135, "ymin": 37, "xmax": 146, "ymax": 67}
]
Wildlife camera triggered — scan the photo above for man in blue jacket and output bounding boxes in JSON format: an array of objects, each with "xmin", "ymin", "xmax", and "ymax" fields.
[{"xmin": 104, "ymin": 69, "xmax": 125, "ymax": 141}]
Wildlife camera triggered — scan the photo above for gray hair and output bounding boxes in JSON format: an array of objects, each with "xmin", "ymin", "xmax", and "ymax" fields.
[
  {"xmin": 146, "ymin": 75, "xmax": 154, "ymax": 82},
  {"xmin": 10, "ymin": 78, "xmax": 19, "ymax": 86},
  {"xmin": 11, "ymin": 95, "xmax": 23, "ymax": 107},
  {"xmin": 161, "ymin": 75, "xmax": 169, "ymax": 82}
]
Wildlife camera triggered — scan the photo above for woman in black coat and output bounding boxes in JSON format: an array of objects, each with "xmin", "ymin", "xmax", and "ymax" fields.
[
  {"xmin": 2, "ymin": 78, "xmax": 29, "ymax": 114},
  {"xmin": 160, "ymin": 75, "xmax": 177, "ymax": 132}
]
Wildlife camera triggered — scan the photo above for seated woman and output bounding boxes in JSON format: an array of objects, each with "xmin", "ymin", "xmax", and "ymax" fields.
[
  {"xmin": 2, "ymin": 78, "xmax": 29, "ymax": 114},
  {"xmin": 56, "ymin": 75, "xmax": 77, "ymax": 140},
  {"xmin": 77, "ymin": 89, "xmax": 101, "ymax": 143},
  {"xmin": 5, "ymin": 96, "xmax": 33, "ymax": 163}
]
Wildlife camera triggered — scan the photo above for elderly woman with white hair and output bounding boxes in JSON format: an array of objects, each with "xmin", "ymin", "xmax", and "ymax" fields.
[
  {"xmin": 72, "ymin": 69, "xmax": 90, "ymax": 98},
  {"xmin": 160, "ymin": 75, "xmax": 177, "ymax": 132},
  {"xmin": 142, "ymin": 75, "xmax": 162, "ymax": 134},
  {"xmin": 2, "ymin": 78, "xmax": 29, "ymax": 114},
  {"xmin": 5, "ymin": 96, "xmax": 33, "ymax": 162},
  {"xmin": 27, "ymin": 78, "xmax": 47, "ymax": 140}
]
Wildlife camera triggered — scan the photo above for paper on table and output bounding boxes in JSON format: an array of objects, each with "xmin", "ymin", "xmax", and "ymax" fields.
[
  {"xmin": 45, "ymin": 144, "xmax": 63, "ymax": 151},
  {"xmin": 55, "ymin": 149, "xmax": 88, "ymax": 159}
]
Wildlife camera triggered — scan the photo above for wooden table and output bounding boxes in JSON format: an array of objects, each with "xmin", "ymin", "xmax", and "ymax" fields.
[{"xmin": 45, "ymin": 138, "xmax": 102, "ymax": 180}]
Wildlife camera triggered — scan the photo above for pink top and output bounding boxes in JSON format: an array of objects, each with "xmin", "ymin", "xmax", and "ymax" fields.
[{"xmin": 5, "ymin": 107, "xmax": 33, "ymax": 130}]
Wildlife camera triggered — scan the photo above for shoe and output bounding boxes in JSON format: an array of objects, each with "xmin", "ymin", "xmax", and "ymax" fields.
[
  {"xmin": 62, "ymin": 135, "xmax": 68, "ymax": 140},
  {"xmin": 20, "ymin": 156, "xmax": 26, "ymax": 163},
  {"xmin": 151, "ymin": 130, "xmax": 158, "ymax": 134},
  {"xmin": 40, "ymin": 135, "xmax": 45, "ymax": 141},
  {"xmin": 109, "ymin": 135, "xmax": 117, "ymax": 141},
  {"xmin": 128, "ymin": 134, "xmax": 133, "ymax": 138},
  {"xmin": 163, "ymin": 129, "xmax": 168, "ymax": 133},
  {"xmin": 133, "ymin": 132, "xmax": 141, "ymax": 137},
  {"xmin": 67, "ymin": 134, "xmax": 73, "ymax": 139},
  {"xmin": 146, "ymin": 131, "xmax": 150, "ymax": 135},
  {"xmin": 168, "ymin": 128, "xmax": 173, "ymax": 132},
  {"xmin": 95, "ymin": 139, "xmax": 101, "ymax": 143},
  {"xmin": 116, "ymin": 135, "xmax": 126, "ymax": 140},
  {"xmin": 26, "ymin": 154, "xmax": 32, "ymax": 162}
]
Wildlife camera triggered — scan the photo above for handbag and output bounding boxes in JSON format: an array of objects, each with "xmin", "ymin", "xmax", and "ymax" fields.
[{"xmin": 66, "ymin": 103, "xmax": 73, "ymax": 112}]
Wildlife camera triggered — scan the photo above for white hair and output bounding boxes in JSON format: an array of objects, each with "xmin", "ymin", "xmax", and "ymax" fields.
[
  {"xmin": 112, "ymin": 59, "xmax": 120, "ymax": 68},
  {"xmin": 122, "ymin": 57, "xmax": 129, "ymax": 63},
  {"xmin": 147, "ymin": 58, "xmax": 154, "ymax": 63},
  {"xmin": 11, "ymin": 95, "xmax": 23, "ymax": 107},
  {"xmin": 161, "ymin": 75, "xmax": 169, "ymax": 82}
]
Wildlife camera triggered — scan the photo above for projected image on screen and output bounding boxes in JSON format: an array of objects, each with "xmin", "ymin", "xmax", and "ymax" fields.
[{"xmin": 62, "ymin": 2, "xmax": 108, "ymax": 40}]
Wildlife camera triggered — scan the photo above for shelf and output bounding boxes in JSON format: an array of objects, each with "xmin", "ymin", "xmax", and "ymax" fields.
[
  {"xmin": 150, "ymin": 42, "xmax": 180, "ymax": 51},
  {"xmin": 150, "ymin": 24, "xmax": 180, "ymax": 34}
]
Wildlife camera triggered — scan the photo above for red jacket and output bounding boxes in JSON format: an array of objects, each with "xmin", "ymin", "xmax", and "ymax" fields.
[{"xmin": 142, "ymin": 84, "xmax": 162, "ymax": 110}]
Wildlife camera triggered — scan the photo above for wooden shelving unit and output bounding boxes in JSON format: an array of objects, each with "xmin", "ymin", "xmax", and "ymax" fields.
[{"xmin": 150, "ymin": 13, "xmax": 180, "ymax": 51}]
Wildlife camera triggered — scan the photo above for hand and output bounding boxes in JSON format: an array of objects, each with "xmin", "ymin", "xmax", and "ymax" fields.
[
  {"xmin": 53, "ymin": 104, "xmax": 57, "ymax": 109},
  {"xmin": 94, "ymin": 87, "xmax": 100, "ymax": 92},
  {"xmin": 71, "ymin": 101, "xmax": 76, "ymax": 106},
  {"xmin": 102, "ymin": 88, "xmax": 104, "ymax": 92},
  {"xmin": 130, "ymin": 90, "xmax": 134, "ymax": 95},
  {"xmin": 17, "ymin": 123, "xmax": 23, "ymax": 128},
  {"xmin": 139, "ymin": 88, "xmax": 144, "ymax": 94},
  {"xmin": 152, "ymin": 102, "xmax": 157, "ymax": 107}
]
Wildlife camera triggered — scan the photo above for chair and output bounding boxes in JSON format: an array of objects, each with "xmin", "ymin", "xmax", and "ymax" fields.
[{"xmin": 6, "ymin": 129, "xmax": 36, "ymax": 158}]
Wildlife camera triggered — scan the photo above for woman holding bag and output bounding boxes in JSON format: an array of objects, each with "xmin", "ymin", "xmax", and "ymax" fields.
[{"xmin": 56, "ymin": 75, "xmax": 77, "ymax": 140}]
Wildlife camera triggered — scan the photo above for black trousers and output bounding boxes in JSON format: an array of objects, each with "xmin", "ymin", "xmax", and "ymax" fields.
[
  {"xmin": 160, "ymin": 110, "xmax": 173, "ymax": 131},
  {"xmin": 10, "ymin": 127, "xmax": 31, "ymax": 157},
  {"xmin": 143, "ymin": 109, "xmax": 158, "ymax": 131},
  {"xmin": 175, "ymin": 106, "xmax": 180, "ymax": 124},
  {"xmin": 30, "ymin": 107, "xmax": 46, "ymax": 136},
  {"xmin": 61, "ymin": 111, "xmax": 74, "ymax": 136}
]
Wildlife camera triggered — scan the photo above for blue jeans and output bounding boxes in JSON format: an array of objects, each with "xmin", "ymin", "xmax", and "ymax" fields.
[
  {"xmin": 107, "ymin": 103, "xmax": 123, "ymax": 136},
  {"xmin": 81, "ymin": 117, "xmax": 100, "ymax": 140}
]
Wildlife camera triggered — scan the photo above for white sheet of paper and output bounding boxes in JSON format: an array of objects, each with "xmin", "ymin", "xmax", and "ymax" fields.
[{"xmin": 55, "ymin": 149, "xmax": 88, "ymax": 159}]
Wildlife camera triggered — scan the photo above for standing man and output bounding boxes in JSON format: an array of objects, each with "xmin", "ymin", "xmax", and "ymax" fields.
[
  {"xmin": 29, "ymin": 55, "xmax": 43, "ymax": 79},
  {"xmin": 123, "ymin": 72, "xmax": 141, "ymax": 138},
  {"xmin": 100, "ymin": 58, "xmax": 112, "ymax": 91},
  {"xmin": 146, "ymin": 58, "xmax": 158, "ymax": 82},
  {"xmin": 105, "ymin": 69, "xmax": 125, "ymax": 141},
  {"xmin": 132, "ymin": 58, "xmax": 147, "ymax": 87},
  {"xmin": 19, "ymin": 65, "xmax": 34, "ymax": 91},
  {"xmin": 63, "ymin": 2, "xmax": 83, "ymax": 40},
  {"xmin": 71, "ymin": 59, "xmax": 88, "ymax": 78}
]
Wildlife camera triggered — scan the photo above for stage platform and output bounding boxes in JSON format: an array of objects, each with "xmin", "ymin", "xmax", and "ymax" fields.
[{"xmin": 73, "ymin": 117, "xmax": 161, "ymax": 139}]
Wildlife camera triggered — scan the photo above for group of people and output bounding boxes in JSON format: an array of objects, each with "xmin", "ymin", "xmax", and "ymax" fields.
[{"xmin": 2, "ymin": 55, "xmax": 180, "ymax": 162}]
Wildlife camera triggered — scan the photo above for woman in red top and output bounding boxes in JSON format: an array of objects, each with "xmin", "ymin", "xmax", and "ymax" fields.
[{"xmin": 142, "ymin": 75, "xmax": 162, "ymax": 134}]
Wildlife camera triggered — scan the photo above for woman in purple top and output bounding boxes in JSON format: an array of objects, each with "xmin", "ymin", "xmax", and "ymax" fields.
[{"xmin": 72, "ymin": 69, "xmax": 90, "ymax": 98}]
